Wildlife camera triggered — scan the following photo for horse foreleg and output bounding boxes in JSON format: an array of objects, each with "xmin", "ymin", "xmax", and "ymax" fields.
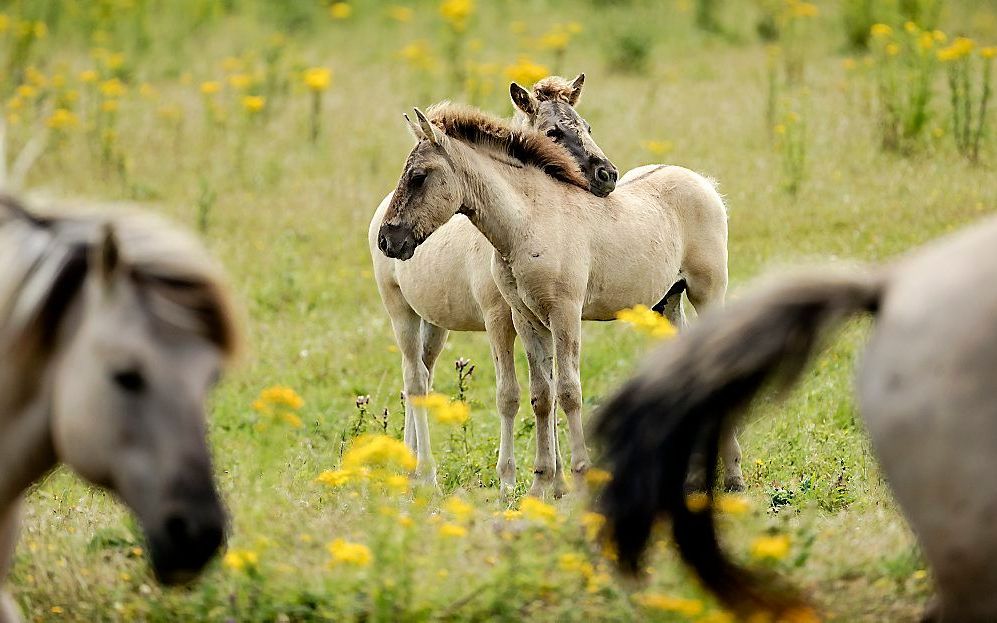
[
  {"xmin": 485, "ymin": 312, "xmax": 520, "ymax": 496},
  {"xmin": 512, "ymin": 311, "xmax": 564, "ymax": 498},
  {"xmin": 0, "ymin": 501, "xmax": 21, "ymax": 623},
  {"xmin": 420, "ymin": 320, "xmax": 449, "ymax": 390},
  {"xmin": 550, "ymin": 308, "xmax": 590, "ymax": 490},
  {"xmin": 381, "ymin": 283, "xmax": 436, "ymax": 485}
]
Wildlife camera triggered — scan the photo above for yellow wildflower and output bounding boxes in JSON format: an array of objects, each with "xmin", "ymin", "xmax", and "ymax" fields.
[
  {"xmin": 228, "ymin": 73, "xmax": 252, "ymax": 90},
  {"xmin": 440, "ymin": 0, "xmax": 473, "ymax": 32},
  {"xmin": 384, "ymin": 473, "xmax": 409, "ymax": 493},
  {"xmin": 885, "ymin": 42, "xmax": 901, "ymax": 56},
  {"xmin": 502, "ymin": 509, "xmax": 523, "ymax": 521},
  {"xmin": 585, "ymin": 468, "xmax": 612, "ymax": 487},
  {"xmin": 504, "ymin": 56, "xmax": 549, "ymax": 86},
  {"xmin": 641, "ymin": 139, "xmax": 674, "ymax": 156},
  {"xmin": 47, "ymin": 108, "xmax": 78, "ymax": 130},
  {"xmin": 342, "ymin": 434, "xmax": 417, "ymax": 472},
  {"xmin": 15, "ymin": 85, "xmax": 36, "ymax": 99},
  {"xmin": 101, "ymin": 100, "xmax": 119, "ymax": 113},
  {"xmin": 99, "ymin": 78, "xmax": 126, "ymax": 98},
  {"xmin": 918, "ymin": 32, "xmax": 934, "ymax": 51},
  {"xmin": 750, "ymin": 534, "xmax": 791, "ymax": 560},
  {"xmin": 870, "ymin": 23, "xmax": 892, "ymax": 39},
  {"xmin": 50, "ymin": 606, "xmax": 63, "ymax": 615},
  {"xmin": 388, "ymin": 5, "xmax": 413, "ymax": 22},
  {"xmin": 981, "ymin": 47, "xmax": 997, "ymax": 60},
  {"xmin": 842, "ymin": 58, "xmax": 856, "ymax": 70},
  {"xmin": 904, "ymin": 21, "xmax": 919, "ymax": 34},
  {"xmin": 200, "ymin": 81, "xmax": 221, "ymax": 95},
  {"xmin": 327, "ymin": 539, "xmax": 372, "ymax": 566},
  {"xmin": 410, "ymin": 392, "xmax": 470, "ymax": 425},
  {"xmin": 933, "ymin": 30, "xmax": 947, "ymax": 43},
  {"xmin": 789, "ymin": 2, "xmax": 818, "ymax": 18},
  {"xmin": 315, "ymin": 469, "xmax": 352, "ymax": 487},
  {"xmin": 615, "ymin": 304, "xmax": 677, "ymax": 339},
  {"xmin": 330, "ymin": 2, "xmax": 352, "ymax": 19},
  {"xmin": 303, "ymin": 67, "xmax": 332, "ymax": 92},
  {"xmin": 398, "ymin": 40, "xmax": 436, "ymax": 70},
  {"xmin": 539, "ymin": 25, "xmax": 571, "ymax": 51},
  {"xmin": 686, "ymin": 492, "xmax": 710, "ymax": 512},
  {"xmin": 443, "ymin": 496, "xmax": 475, "ymax": 521},
  {"xmin": 567, "ymin": 21, "xmax": 583, "ymax": 34},
  {"xmin": 223, "ymin": 548, "xmax": 259, "ymax": 572},
  {"xmin": 938, "ymin": 37, "xmax": 975, "ymax": 62},
  {"xmin": 79, "ymin": 69, "xmax": 99, "ymax": 83},
  {"xmin": 0, "ymin": 14, "xmax": 8, "ymax": 33},
  {"xmin": 634, "ymin": 593, "xmax": 704, "ymax": 616},
  {"xmin": 242, "ymin": 95, "xmax": 265, "ymax": 113},
  {"xmin": 581, "ymin": 511, "xmax": 605, "ymax": 541},
  {"xmin": 520, "ymin": 495, "xmax": 558, "ymax": 524},
  {"xmin": 138, "ymin": 83, "xmax": 157, "ymax": 99},
  {"xmin": 438, "ymin": 522, "xmax": 468, "ymax": 538},
  {"xmin": 716, "ymin": 494, "xmax": 750, "ymax": 515}
]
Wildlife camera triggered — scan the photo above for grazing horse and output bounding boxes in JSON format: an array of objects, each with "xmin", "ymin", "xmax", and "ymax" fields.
[
  {"xmin": 376, "ymin": 103, "xmax": 741, "ymax": 498},
  {"xmin": 369, "ymin": 75, "xmax": 618, "ymax": 492},
  {"xmin": 594, "ymin": 216, "xmax": 997, "ymax": 622},
  {"xmin": 0, "ymin": 197, "xmax": 241, "ymax": 622}
]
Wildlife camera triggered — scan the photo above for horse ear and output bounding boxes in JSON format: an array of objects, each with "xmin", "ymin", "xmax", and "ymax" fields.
[
  {"xmin": 568, "ymin": 73, "xmax": 585, "ymax": 106},
  {"xmin": 413, "ymin": 108, "xmax": 441, "ymax": 145},
  {"xmin": 93, "ymin": 223, "xmax": 122, "ymax": 289},
  {"xmin": 510, "ymin": 82, "xmax": 538, "ymax": 117},
  {"xmin": 403, "ymin": 113, "xmax": 425, "ymax": 142}
]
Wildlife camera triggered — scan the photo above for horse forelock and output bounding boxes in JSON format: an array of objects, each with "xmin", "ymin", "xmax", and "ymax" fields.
[
  {"xmin": 532, "ymin": 76, "xmax": 577, "ymax": 104},
  {"xmin": 0, "ymin": 205, "xmax": 243, "ymax": 378},
  {"xmin": 424, "ymin": 102, "xmax": 589, "ymax": 191}
]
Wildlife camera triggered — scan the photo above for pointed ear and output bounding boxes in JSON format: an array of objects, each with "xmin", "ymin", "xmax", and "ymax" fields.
[
  {"xmin": 568, "ymin": 73, "xmax": 585, "ymax": 106},
  {"xmin": 93, "ymin": 223, "xmax": 122, "ymax": 290},
  {"xmin": 510, "ymin": 82, "xmax": 538, "ymax": 117},
  {"xmin": 413, "ymin": 108, "xmax": 441, "ymax": 145},
  {"xmin": 403, "ymin": 113, "xmax": 425, "ymax": 142}
]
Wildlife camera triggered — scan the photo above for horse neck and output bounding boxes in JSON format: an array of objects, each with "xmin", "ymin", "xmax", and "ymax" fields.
[{"xmin": 453, "ymin": 143, "xmax": 528, "ymax": 259}]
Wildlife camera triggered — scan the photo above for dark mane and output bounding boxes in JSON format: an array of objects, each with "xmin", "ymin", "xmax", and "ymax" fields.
[{"xmin": 425, "ymin": 102, "xmax": 589, "ymax": 191}]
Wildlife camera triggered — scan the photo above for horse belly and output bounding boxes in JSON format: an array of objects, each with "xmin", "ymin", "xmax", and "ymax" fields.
[
  {"xmin": 582, "ymin": 233, "xmax": 682, "ymax": 321},
  {"xmin": 395, "ymin": 219, "xmax": 488, "ymax": 331}
]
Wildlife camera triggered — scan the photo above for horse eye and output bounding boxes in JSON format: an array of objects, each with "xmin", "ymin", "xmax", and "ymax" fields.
[
  {"xmin": 112, "ymin": 369, "xmax": 146, "ymax": 393},
  {"xmin": 587, "ymin": 125, "xmax": 593, "ymax": 135},
  {"xmin": 545, "ymin": 128, "xmax": 563, "ymax": 140},
  {"xmin": 410, "ymin": 170, "xmax": 427, "ymax": 187}
]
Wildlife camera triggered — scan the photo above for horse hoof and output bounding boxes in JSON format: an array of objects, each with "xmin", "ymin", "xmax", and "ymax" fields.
[{"xmin": 723, "ymin": 478, "xmax": 746, "ymax": 493}]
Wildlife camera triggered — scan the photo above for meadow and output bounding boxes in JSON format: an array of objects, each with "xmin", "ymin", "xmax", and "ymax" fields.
[{"xmin": 3, "ymin": 0, "xmax": 997, "ymax": 621}]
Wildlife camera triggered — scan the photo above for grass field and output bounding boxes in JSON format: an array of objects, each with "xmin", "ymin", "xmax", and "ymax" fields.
[{"xmin": 4, "ymin": 0, "xmax": 997, "ymax": 621}]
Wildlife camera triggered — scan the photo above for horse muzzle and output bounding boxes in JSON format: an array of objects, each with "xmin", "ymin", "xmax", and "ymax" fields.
[
  {"xmin": 590, "ymin": 162, "xmax": 618, "ymax": 197},
  {"xmin": 378, "ymin": 222, "xmax": 418, "ymax": 261},
  {"xmin": 147, "ymin": 498, "xmax": 227, "ymax": 585}
]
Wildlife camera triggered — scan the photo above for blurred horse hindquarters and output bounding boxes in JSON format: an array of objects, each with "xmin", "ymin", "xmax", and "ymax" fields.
[{"xmin": 594, "ymin": 216, "xmax": 997, "ymax": 623}]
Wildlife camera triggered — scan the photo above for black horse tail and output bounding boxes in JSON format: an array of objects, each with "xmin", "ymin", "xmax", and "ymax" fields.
[{"xmin": 594, "ymin": 268, "xmax": 884, "ymax": 616}]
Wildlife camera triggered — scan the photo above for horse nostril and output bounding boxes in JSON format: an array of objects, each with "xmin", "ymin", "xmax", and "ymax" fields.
[
  {"xmin": 596, "ymin": 168, "xmax": 611, "ymax": 183},
  {"xmin": 378, "ymin": 233, "xmax": 389, "ymax": 253}
]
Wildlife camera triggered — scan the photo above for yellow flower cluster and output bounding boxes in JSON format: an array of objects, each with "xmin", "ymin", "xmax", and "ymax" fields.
[
  {"xmin": 615, "ymin": 305, "xmax": 677, "ymax": 339},
  {"xmin": 329, "ymin": 2, "xmax": 352, "ymax": 20},
  {"xmin": 750, "ymin": 534, "xmax": 791, "ymax": 560},
  {"xmin": 398, "ymin": 40, "xmax": 437, "ymax": 71},
  {"xmin": 438, "ymin": 522, "xmax": 468, "ymax": 538},
  {"xmin": 634, "ymin": 592, "xmax": 704, "ymax": 616},
  {"xmin": 242, "ymin": 95, "xmax": 265, "ymax": 114},
  {"xmin": 222, "ymin": 548, "xmax": 259, "ymax": 572},
  {"xmin": 443, "ymin": 496, "xmax": 474, "ymax": 521},
  {"xmin": 439, "ymin": 0, "xmax": 473, "ymax": 32},
  {"xmin": 580, "ymin": 511, "xmax": 605, "ymax": 541},
  {"xmin": 342, "ymin": 434, "xmax": 417, "ymax": 472},
  {"xmin": 558, "ymin": 552, "xmax": 609, "ymax": 593},
  {"xmin": 327, "ymin": 538, "xmax": 372, "ymax": 566},
  {"xmin": 252, "ymin": 385, "xmax": 305, "ymax": 428},
  {"xmin": 304, "ymin": 67, "xmax": 332, "ymax": 91},
  {"xmin": 409, "ymin": 392, "xmax": 470, "ymax": 425},
  {"xmin": 538, "ymin": 22, "xmax": 582, "ymax": 52},
  {"xmin": 503, "ymin": 56, "xmax": 549, "ymax": 86},
  {"xmin": 519, "ymin": 495, "xmax": 558, "ymax": 525},
  {"xmin": 388, "ymin": 5, "xmax": 413, "ymax": 22},
  {"xmin": 783, "ymin": 0, "xmax": 818, "ymax": 19},
  {"xmin": 47, "ymin": 108, "xmax": 78, "ymax": 130},
  {"xmin": 938, "ymin": 37, "xmax": 975, "ymax": 62}
]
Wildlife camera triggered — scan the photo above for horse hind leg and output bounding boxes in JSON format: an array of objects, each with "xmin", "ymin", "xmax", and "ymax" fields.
[
  {"xmin": 653, "ymin": 278, "xmax": 688, "ymax": 330},
  {"xmin": 420, "ymin": 320, "xmax": 449, "ymax": 390}
]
